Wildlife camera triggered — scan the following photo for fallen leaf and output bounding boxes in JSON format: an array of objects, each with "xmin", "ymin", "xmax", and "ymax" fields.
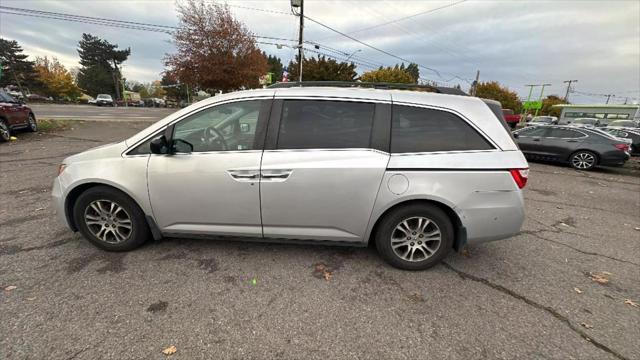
[
  {"xmin": 574, "ymin": 287, "xmax": 583, "ymax": 294},
  {"xmin": 250, "ymin": 278, "xmax": 257, "ymax": 286},
  {"xmin": 589, "ymin": 272, "xmax": 610, "ymax": 285},
  {"xmin": 559, "ymin": 222, "xmax": 570, "ymax": 227},
  {"xmin": 323, "ymin": 269, "xmax": 332, "ymax": 281},
  {"xmin": 35, "ymin": 207, "xmax": 45, "ymax": 211},
  {"xmin": 162, "ymin": 345, "xmax": 177, "ymax": 355},
  {"xmin": 462, "ymin": 248, "xmax": 471, "ymax": 258},
  {"xmin": 4, "ymin": 285, "xmax": 17, "ymax": 291},
  {"xmin": 26, "ymin": 297, "xmax": 36, "ymax": 301},
  {"xmin": 9, "ymin": 136, "xmax": 17, "ymax": 141},
  {"xmin": 580, "ymin": 322, "xmax": 594, "ymax": 329},
  {"xmin": 624, "ymin": 299, "xmax": 639, "ymax": 308},
  {"xmin": 635, "ymin": 227, "xmax": 640, "ymax": 231}
]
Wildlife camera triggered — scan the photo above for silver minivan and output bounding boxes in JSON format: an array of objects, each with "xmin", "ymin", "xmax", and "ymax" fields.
[{"xmin": 52, "ymin": 86, "xmax": 528, "ymax": 270}]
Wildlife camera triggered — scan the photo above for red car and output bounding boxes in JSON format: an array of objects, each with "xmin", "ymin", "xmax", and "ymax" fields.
[
  {"xmin": 0, "ymin": 89, "xmax": 37, "ymax": 142},
  {"xmin": 502, "ymin": 109, "xmax": 521, "ymax": 129}
]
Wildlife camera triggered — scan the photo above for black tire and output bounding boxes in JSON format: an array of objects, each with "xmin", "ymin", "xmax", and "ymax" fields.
[
  {"xmin": 27, "ymin": 113, "xmax": 37, "ymax": 132},
  {"xmin": 73, "ymin": 186, "xmax": 150, "ymax": 251},
  {"xmin": 375, "ymin": 204, "xmax": 454, "ymax": 270},
  {"xmin": 0, "ymin": 120, "xmax": 10, "ymax": 142},
  {"xmin": 569, "ymin": 150, "xmax": 597, "ymax": 171}
]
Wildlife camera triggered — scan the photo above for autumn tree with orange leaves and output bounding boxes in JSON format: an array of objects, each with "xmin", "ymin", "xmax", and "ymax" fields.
[{"xmin": 165, "ymin": 0, "xmax": 267, "ymax": 92}]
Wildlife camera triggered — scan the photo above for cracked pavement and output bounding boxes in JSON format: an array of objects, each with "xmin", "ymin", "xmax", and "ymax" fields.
[{"xmin": 1, "ymin": 121, "xmax": 639, "ymax": 359}]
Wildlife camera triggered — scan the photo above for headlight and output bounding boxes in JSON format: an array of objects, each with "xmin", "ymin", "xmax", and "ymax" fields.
[{"xmin": 58, "ymin": 164, "xmax": 67, "ymax": 176}]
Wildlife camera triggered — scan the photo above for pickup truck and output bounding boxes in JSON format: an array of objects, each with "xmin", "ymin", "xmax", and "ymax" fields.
[{"xmin": 502, "ymin": 109, "xmax": 521, "ymax": 129}]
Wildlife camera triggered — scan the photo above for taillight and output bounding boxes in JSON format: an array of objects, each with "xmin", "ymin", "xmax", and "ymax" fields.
[
  {"xmin": 614, "ymin": 143, "xmax": 629, "ymax": 152},
  {"xmin": 509, "ymin": 168, "xmax": 529, "ymax": 189}
]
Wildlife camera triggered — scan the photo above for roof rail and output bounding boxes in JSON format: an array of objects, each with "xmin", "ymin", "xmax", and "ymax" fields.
[{"xmin": 268, "ymin": 81, "xmax": 468, "ymax": 96}]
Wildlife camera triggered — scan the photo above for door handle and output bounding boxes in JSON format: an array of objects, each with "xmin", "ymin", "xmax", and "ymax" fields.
[
  {"xmin": 532, "ymin": 138, "xmax": 540, "ymax": 142},
  {"xmin": 567, "ymin": 140, "xmax": 578, "ymax": 142},
  {"xmin": 261, "ymin": 170, "xmax": 292, "ymax": 182},
  {"xmin": 227, "ymin": 170, "xmax": 259, "ymax": 182}
]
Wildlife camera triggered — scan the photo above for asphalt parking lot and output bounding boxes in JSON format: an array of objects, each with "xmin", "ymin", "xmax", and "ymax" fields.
[
  {"xmin": 29, "ymin": 104, "xmax": 176, "ymax": 122},
  {"xmin": 1, "ymin": 121, "xmax": 639, "ymax": 360}
]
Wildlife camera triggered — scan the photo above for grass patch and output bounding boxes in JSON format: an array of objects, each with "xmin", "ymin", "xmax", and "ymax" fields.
[{"xmin": 37, "ymin": 119, "xmax": 77, "ymax": 132}]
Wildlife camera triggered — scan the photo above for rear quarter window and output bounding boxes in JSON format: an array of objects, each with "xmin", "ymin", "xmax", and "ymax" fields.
[{"xmin": 391, "ymin": 105, "xmax": 494, "ymax": 153}]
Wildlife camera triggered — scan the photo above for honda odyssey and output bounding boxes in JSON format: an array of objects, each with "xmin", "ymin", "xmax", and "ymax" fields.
[{"xmin": 52, "ymin": 85, "xmax": 528, "ymax": 270}]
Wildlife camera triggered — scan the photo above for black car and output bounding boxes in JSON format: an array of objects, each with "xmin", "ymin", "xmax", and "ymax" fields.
[
  {"xmin": 604, "ymin": 128, "xmax": 640, "ymax": 155},
  {"xmin": 514, "ymin": 125, "xmax": 630, "ymax": 170}
]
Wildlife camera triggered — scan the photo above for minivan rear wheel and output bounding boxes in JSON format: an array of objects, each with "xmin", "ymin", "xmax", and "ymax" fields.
[
  {"xmin": 73, "ymin": 186, "xmax": 150, "ymax": 251},
  {"xmin": 375, "ymin": 204, "xmax": 453, "ymax": 270}
]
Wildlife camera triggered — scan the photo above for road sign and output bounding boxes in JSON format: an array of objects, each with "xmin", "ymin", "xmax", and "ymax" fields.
[{"xmin": 523, "ymin": 100, "xmax": 542, "ymax": 110}]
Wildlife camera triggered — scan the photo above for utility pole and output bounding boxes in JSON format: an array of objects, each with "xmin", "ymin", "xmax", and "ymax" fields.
[
  {"xmin": 521, "ymin": 84, "xmax": 537, "ymax": 124},
  {"xmin": 605, "ymin": 94, "xmax": 613, "ymax": 104},
  {"xmin": 563, "ymin": 79, "xmax": 577, "ymax": 102},
  {"xmin": 471, "ymin": 70, "xmax": 480, "ymax": 96},
  {"xmin": 534, "ymin": 83, "xmax": 552, "ymax": 117},
  {"xmin": 291, "ymin": 0, "xmax": 304, "ymax": 82}
]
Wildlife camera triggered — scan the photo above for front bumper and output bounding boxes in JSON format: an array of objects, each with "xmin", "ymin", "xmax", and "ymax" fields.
[{"xmin": 51, "ymin": 177, "xmax": 71, "ymax": 230}]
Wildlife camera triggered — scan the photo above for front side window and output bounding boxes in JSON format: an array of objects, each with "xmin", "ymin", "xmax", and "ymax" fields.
[
  {"xmin": 517, "ymin": 126, "xmax": 548, "ymax": 137},
  {"xmin": 391, "ymin": 105, "xmax": 493, "ymax": 153},
  {"xmin": 277, "ymin": 100, "xmax": 375, "ymax": 149},
  {"xmin": 173, "ymin": 100, "xmax": 262, "ymax": 152}
]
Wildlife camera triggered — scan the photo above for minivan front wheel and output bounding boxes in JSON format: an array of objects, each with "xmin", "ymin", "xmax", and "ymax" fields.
[
  {"xmin": 570, "ymin": 151, "xmax": 597, "ymax": 170},
  {"xmin": 73, "ymin": 186, "xmax": 150, "ymax": 251},
  {"xmin": 375, "ymin": 204, "xmax": 453, "ymax": 270}
]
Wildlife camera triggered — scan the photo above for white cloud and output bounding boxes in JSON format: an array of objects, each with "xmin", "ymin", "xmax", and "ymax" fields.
[{"xmin": 0, "ymin": 0, "xmax": 638, "ymax": 103}]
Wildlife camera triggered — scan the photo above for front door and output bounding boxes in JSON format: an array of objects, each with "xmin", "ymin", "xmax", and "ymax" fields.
[
  {"xmin": 260, "ymin": 99, "xmax": 389, "ymax": 242},
  {"xmin": 147, "ymin": 99, "xmax": 270, "ymax": 237},
  {"xmin": 516, "ymin": 126, "xmax": 549, "ymax": 157}
]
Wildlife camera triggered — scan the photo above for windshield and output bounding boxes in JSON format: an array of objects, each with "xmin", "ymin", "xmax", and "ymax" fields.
[
  {"xmin": 532, "ymin": 117, "xmax": 553, "ymax": 123},
  {"xmin": 0, "ymin": 90, "xmax": 17, "ymax": 103},
  {"xmin": 97, "ymin": 94, "xmax": 111, "ymax": 99}
]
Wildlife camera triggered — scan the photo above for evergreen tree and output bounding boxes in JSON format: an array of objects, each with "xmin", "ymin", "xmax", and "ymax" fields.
[
  {"xmin": 0, "ymin": 38, "xmax": 40, "ymax": 96},
  {"xmin": 287, "ymin": 55, "xmax": 357, "ymax": 82},
  {"xmin": 263, "ymin": 52, "xmax": 284, "ymax": 83},
  {"xmin": 76, "ymin": 33, "xmax": 130, "ymax": 98}
]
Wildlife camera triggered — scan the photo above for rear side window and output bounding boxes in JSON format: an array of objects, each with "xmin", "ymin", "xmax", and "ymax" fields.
[
  {"xmin": 391, "ymin": 105, "xmax": 493, "ymax": 153},
  {"xmin": 277, "ymin": 100, "xmax": 374, "ymax": 149},
  {"xmin": 548, "ymin": 128, "xmax": 583, "ymax": 138}
]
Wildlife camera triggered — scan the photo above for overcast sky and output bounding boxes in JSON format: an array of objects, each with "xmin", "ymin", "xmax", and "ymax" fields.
[{"xmin": 1, "ymin": 0, "xmax": 638, "ymax": 104}]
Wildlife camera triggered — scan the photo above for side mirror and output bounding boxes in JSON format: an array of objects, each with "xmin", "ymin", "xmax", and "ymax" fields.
[
  {"xmin": 512, "ymin": 132, "xmax": 519, "ymax": 139},
  {"xmin": 150, "ymin": 136, "xmax": 169, "ymax": 154},
  {"xmin": 171, "ymin": 139, "xmax": 193, "ymax": 153}
]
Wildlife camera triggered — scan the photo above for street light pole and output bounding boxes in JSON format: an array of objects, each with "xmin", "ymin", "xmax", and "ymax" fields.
[
  {"xmin": 534, "ymin": 83, "xmax": 552, "ymax": 117},
  {"xmin": 345, "ymin": 49, "xmax": 361, "ymax": 62}
]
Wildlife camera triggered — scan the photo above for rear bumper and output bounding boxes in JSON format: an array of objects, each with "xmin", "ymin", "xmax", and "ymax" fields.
[
  {"xmin": 600, "ymin": 151, "xmax": 630, "ymax": 166},
  {"xmin": 456, "ymin": 189, "xmax": 525, "ymax": 244}
]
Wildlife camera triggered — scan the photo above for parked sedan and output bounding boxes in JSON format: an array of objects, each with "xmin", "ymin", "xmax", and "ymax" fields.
[
  {"xmin": 0, "ymin": 89, "xmax": 37, "ymax": 142},
  {"xmin": 514, "ymin": 125, "xmax": 630, "ymax": 170},
  {"xmin": 567, "ymin": 117, "xmax": 600, "ymax": 128},
  {"xmin": 527, "ymin": 116, "xmax": 558, "ymax": 126},
  {"xmin": 95, "ymin": 94, "xmax": 114, "ymax": 106},
  {"xmin": 603, "ymin": 128, "xmax": 640, "ymax": 155},
  {"xmin": 607, "ymin": 120, "xmax": 639, "ymax": 129}
]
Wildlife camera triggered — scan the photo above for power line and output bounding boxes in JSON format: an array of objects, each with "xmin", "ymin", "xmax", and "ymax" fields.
[
  {"xmin": 0, "ymin": 6, "xmax": 298, "ymax": 42},
  {"xmin": 303, "ymin": 14, "xmax": 442, "ymax": 79},
  {"xmin": 317, "ymin": 0, "xmax": 466, "ymax": 39}
]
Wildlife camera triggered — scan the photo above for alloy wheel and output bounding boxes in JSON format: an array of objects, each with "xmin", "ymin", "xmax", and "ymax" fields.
[
  {"xmin": 390, "ymin": 216, "xmax": 442, "ymax": 262},
  {"xmin": 84, "ymin": 199, "xmax": 132, "ymax": 244},
  {"xmin": 572, "ymin": 152, "xmax": 595, "ymax": 169},
  {"xmin": 28, "ymin": 115, "xmax": 37, "ymax": 131},
  {"xmin": 0, "ymin": 122, "xmax": 9, "ymax": 141}
]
